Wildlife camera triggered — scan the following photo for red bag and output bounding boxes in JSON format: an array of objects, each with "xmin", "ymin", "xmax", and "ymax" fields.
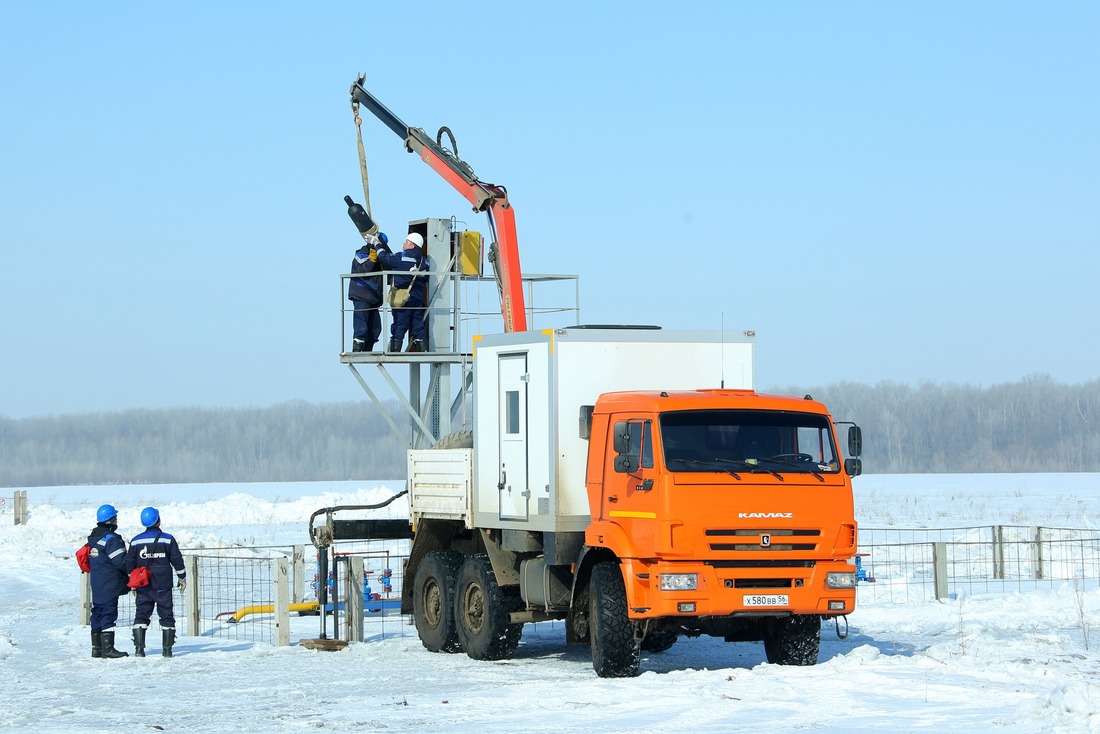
[
  {"xmin": 76, "ymin": 544, "xmax": 91, "ymax": 573},
  {"xmin": 128, "ymin": 566, "xmax": 151, "ymax": 589}
]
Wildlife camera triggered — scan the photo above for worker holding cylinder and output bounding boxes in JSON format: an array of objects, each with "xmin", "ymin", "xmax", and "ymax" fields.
[
  {"xmin": 376, "ymin": 232, "xmax": 429, "ymax": 352},
  {"xmin": 348, "ymin": 232, "xmax": 390, "ymax": 352}
]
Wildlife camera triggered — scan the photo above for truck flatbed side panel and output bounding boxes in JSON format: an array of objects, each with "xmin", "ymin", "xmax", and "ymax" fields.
[{"xmin": 408, "ymin": 449, "xmax": 473, "ymax": 527}]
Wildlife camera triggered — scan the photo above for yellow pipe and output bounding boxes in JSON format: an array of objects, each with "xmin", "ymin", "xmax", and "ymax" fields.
[{"xmin": 231, "ymin": 601, "xmax": 319, "ymax": 622}]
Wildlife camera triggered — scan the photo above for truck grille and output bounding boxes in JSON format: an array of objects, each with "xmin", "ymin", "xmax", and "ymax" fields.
[
  {"xmin": 705, "ymin": 528, "xmax": 821, "ymax": 552},
  {"xmin": 706, "ymin": 560, "xmax": 815, "ymax": 568},
  {"xmin": 733, "ymin": 578, "xmax": 791, "ymax": 589}
]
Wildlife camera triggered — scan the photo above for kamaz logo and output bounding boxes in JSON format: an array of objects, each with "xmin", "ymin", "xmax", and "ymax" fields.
[{"xmin": 738, "ymin": 512, "xmax": 793, "ymax": 519}]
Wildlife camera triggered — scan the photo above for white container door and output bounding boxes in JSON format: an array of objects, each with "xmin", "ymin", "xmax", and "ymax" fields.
[{"xmin": 498, "ymin": 353, "xmax": 530, "ymax": 521}]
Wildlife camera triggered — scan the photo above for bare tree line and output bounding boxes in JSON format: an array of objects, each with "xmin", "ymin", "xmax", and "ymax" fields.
[
  {"xmin": 2, "ymin": 375, "xmax": 1098, "ymax": 487},
  {"xmin": 0, "ymin": 401, "xmax": 408, "ymax": 487},
  {"xmin": 789, "ymin": 374, "xmax": 1100, "ymax": 473}
]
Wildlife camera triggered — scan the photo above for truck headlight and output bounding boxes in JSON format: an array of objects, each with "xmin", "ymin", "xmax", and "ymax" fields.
[
  {"xmin": 659, "ymin": 573, "xmax": 698, "ymax": 591},
  {"xmin": 827, "ymin": 572, "xmax": 856, "ymax": 589}
]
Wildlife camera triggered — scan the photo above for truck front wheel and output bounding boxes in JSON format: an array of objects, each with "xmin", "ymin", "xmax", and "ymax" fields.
[
  {"xmin": 763, "ymin": 615, "xmax": 821, "ymax": 665},
  {"xmin": 413, "ymin": 549, "xmax": 464, "ymax": 653},
  {"xmin": 589, "ymin": 561, "xmax": 641, "ymax": 678},
  {"xmin": 454, "ymin": 554, "xmax": 523, "ymax": 661}
]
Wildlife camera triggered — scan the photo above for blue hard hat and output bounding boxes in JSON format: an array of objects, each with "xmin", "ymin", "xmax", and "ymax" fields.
[
  {"xmin": 96, "ymin": 504, "xmax": 118, "ymax": 523},
  {"xmin": 140, "ymin": 506, "xmax": 160, "ymax": 528},
  {"xmin": 378, "ymin": 232, "xmax": 388, "ymax": 246}
]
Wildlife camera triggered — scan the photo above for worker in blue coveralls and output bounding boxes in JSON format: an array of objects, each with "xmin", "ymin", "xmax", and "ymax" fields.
[
  {"xmin": 125, "ymin": 507, "xmax": 186, "ymax": 657},
  {"xmin": 348, "ymin": 231, "xmax": 390, "ymax": 352},
  {"xmin": 376, "ymin": 231, "xmax": 428, "ymax": 353},
  {"xmin": 87, "ymin": 504, "xmax": 130, "ymax": 658}
]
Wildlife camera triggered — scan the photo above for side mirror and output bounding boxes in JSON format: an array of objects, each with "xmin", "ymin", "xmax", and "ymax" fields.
[
  {"xmin": 579, "ymin": 405, "xmax": 594, "ymax": 440},
  {"xmin": 848, "ymin": 425, "xmax": 863, "ymax": 458},
  {"xmin": 615, "ymin": 453, "xmax": 640, "ymax": 473},
  {"xmin": 612, "ymin": 422, "xmax": 630, "ymax": 454},
  {"xmin": 612, "ymin": 421, "xmax": 639, "ymax": 473},
  {"xmin": 845, "ymin": 458, "xmax": 863, "ymax": 477}
]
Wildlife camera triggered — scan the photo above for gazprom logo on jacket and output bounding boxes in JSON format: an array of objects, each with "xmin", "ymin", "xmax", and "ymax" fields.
[{"xmin": 139, "ymin": 546, "xmax": 165, "ymax": 560}]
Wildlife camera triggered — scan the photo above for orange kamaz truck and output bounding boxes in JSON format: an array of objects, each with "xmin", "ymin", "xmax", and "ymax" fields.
[
  {"xmin": 346, "ymin": 81, "xmax": 862, "ymax": 676},
  {"xmin": 402, "ymin": 327, "xmax": 863, "ymax": 677}
]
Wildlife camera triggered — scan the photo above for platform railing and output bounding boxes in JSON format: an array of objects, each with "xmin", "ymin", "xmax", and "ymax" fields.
[{"xmin": 339, "ymin": 268, "xmax": 580, "ymax": 357}]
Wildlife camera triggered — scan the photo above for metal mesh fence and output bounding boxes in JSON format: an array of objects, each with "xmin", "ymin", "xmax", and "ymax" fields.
[
  {"xmin": 193, "ymin": 551, "xmax": 285, "ymax": 644},
  {"xmin": 113, "ymin": 590, "xmax": 138, "ymax": 628},
  {"xmin": 185, "ymin": 540, "xmax": 414, "ymax": 646},
  {"xmin": 858, "ymin": 525, "xmax": 1100, "ymax": 604}
]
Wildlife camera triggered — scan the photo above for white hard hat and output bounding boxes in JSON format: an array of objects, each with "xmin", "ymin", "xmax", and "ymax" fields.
[{"xmin": 405, "ymin": 232, "xmax": 424, "ymax": 248}]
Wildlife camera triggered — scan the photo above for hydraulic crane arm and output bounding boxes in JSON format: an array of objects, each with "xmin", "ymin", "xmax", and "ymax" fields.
[{"xmin": 350, "ymin": 76, "xmax": 527, "ymax": 333}]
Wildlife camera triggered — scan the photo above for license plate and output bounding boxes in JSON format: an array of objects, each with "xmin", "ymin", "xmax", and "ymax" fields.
[{"xmin": 743, "ymin": 594, "xmax": 789, "ymax": 607}]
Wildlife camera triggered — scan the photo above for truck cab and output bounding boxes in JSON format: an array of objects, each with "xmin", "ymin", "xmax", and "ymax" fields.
[{"xmin": 579, "ymin": 390, "xmax": 859, "ymax": 674}]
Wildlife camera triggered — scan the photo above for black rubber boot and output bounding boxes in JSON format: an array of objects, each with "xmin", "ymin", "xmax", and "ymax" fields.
[
  {"xmin": 162, "ymin": 628, "xmax": 176, "ymax": 658},
  {"xmin": 91, "ymin": 630, "xmax": 102, "ymax": 658},
  {"xmin": 352, "ymin": 339, "xmax": 366, "ymax": 352},
  {"xmin": 133, "ymin": 626, "xmax": 146, "ymax": 657},
  {"xmin": 365, "ymin": 340, "xmax": 376, "ymax": 353},
  {"xmin": 388, "ymin": 339, "xmax": 403, "ymax": 352},
  {"xmin": 100, "ymin": 630, "xmax": 129, "ymax": 658},
  {"xmin": 409, "ymin": 339, "xmax": 427, "ymax": 353}
]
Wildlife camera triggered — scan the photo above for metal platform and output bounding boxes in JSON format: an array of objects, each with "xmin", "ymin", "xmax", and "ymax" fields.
[{"xmin": 339, "ymin": 350, "xmax": 471, "ymax": 365}]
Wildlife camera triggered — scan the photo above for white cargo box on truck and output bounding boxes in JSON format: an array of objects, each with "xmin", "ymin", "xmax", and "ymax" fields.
[{"xmin": 408, "ymin": 327, "xmax": 755, "ymax": 534}]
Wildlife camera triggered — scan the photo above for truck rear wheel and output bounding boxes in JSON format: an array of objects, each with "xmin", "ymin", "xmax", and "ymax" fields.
[
  {"xmin": 763, "ymin": 615, "xmax": 821, "ymax": 665},
  {"xmin": 454, "ymin": 554, "xmax": 523, "ymax": 661},
  {"xmin": 413, "ymin": 549, "xmax": 464, "ymax": 653},
  {"xmin": 589, "ymin": 561, "xmax": 640, "ymax": 678}
]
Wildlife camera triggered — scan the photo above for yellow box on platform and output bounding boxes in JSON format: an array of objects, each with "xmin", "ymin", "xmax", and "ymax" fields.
[{"xmin": 458, "ymin": 230, "xmax": 481, "ymax": 275}]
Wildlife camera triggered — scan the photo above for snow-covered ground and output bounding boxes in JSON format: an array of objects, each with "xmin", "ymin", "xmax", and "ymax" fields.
[{"xmin": 2, "ymin": 474, "xmax": 1099, "ymax": 733}]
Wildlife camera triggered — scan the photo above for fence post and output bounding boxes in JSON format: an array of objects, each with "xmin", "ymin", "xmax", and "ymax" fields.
[
  {"xmin": 15, "ymin": 490, "xmax": 28, "ymax": 525},
  {"xmin": 185, "ymin": 555, "xmax": 200, "ymax": 637},
  {"xmin": 992, "ymin": 525, "xmax": 1005, "ymax": 580},
  {"xmin": 933, "ymin": 542, "xmax": 949, "ymax": 600},
  {"xmin": 292, "ymin": 545, "xmax": 305, "ymax": 604},
  {"xmin": 79, "ymin": 572, "xmax": 91, "ymax": 625},
  {"xmin": 1031, "ymin": 527, "xmax": 1044, "ymax": 580},
  {"xmin": 347, "ymin": 555, "xmax": 364, "ymax": 643},
  {"xmin": 275, "ymin": 556, "xmax": 290, "ymax": 647}
]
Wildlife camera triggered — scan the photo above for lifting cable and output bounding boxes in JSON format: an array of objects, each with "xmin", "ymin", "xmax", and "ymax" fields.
[{"xmin": 351, "ymin": 99, "xmax": 372, "ymax": 218}]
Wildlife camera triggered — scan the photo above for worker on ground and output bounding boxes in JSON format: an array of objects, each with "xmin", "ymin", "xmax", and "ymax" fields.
[
  {"xmin": 125, "ymin": 507, "xmax": 187, "ymax": 657},
  {"xmin": 376, "ymin": 232, "xmax": 429, "ymax": 352},
  {"xmin": 87, "ymin": 504, "xmax": 130, "ymax": 658},
  {"xmin": 348, "ymin": 231, "xmax": 390, "ymax": 352}
]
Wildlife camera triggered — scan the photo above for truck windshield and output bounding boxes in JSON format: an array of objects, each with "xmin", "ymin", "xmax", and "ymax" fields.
[{"xmin": 659, "ymin": 410, "xmax": 840, "ymax": 476}]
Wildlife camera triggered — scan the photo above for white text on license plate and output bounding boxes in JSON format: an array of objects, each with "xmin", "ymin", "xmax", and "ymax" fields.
[{"xmin": 743, "ymin": 594, "xmax": 789, "ymax": 607}]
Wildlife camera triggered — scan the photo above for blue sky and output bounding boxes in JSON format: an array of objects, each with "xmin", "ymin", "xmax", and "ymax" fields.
[{"xmin": 1, "ymin": 3, "xmax": 1097, "ymax": 418}]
